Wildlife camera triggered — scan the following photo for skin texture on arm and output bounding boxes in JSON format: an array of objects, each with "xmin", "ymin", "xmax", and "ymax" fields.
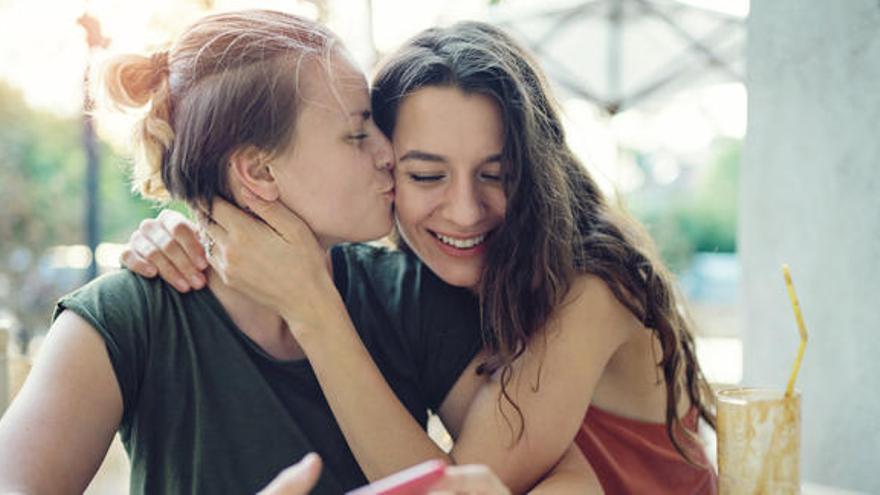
[
  {"xmin": 439, "ymin": 363, "xmax": 603, "ymax": 494},
  {"xmin": 0, "ymin": 311, "xmax": 123, "ymax": 494},
  {"xmin": 528, "ymin": 445, "xmax": 603, "ymax": 494}
]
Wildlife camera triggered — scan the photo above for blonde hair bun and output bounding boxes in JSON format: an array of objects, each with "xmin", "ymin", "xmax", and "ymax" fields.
[{"xmin": 101, "ymin": 51, "xmax": 174, "ymax": 200}]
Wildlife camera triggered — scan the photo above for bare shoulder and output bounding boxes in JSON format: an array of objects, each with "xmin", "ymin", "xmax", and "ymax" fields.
[
  {"xmin": 555, "ymin": 273, "xmax": 644, "ymax": 344},
  {"xmin": 523, "ymin": 273, "xmax": 644, "ymax": 396},
  {"xmin": 0, "ymin": 309, "xmax": 122, "ymax": 493}
]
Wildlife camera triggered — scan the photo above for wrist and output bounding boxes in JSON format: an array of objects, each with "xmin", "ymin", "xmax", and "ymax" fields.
[{"xmin": 282, "ymin": 295, "xmax": 353, "ymax": 345}]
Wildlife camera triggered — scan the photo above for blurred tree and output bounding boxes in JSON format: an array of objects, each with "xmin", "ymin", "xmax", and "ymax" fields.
[
  {"xmin": 678, "ymin": 139, "xmax": 739, "ymax": 254},
  {"xmin": 627, "ymin": 138, "xmax": 741, "ymax": 272},
  {"xmin": 0, "ymin": 81, "xmax": 156, "ymax": 349}
]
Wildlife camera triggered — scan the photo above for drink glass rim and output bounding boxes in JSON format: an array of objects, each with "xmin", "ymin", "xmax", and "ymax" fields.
[{"xmin": 716, "ymin": 387, "xmax": 801, "ymax": 405}]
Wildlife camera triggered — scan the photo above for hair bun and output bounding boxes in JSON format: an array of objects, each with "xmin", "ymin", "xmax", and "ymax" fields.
[
  {"xmin": 150, "ymin": 50, "xmax": 170, "ymax": 78},
  {"xmin": 102, "ymin": 51, "xmax": 170, "ymax": 109}
]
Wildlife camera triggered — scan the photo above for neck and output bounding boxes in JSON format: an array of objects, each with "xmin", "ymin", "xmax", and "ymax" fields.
[
  {"xmin": 206, "ymin": 269, "xmax": 301, "ymax": 360},
  {"xmin": 203, "ymin": 245, "xmax": 336, "ymax": 360}
]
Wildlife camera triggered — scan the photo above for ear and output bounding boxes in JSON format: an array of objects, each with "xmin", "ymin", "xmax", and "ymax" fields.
[{"xmin": 228, "ymin": 146, "xmax": 280, "ymax": 202}]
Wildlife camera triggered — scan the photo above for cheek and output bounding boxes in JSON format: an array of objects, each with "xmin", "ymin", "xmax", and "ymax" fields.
[
  {"xmin": 393, "ymin": 168, "xmax": 407, "ymax": 187},
  {"xmin": 393, "ymin": 188, "xmax": 432, "ymax": 238},
  {"xmin": 493, "ymin": 193, "xmax": 508, "ymax": 217},
  {"xmin": 276, "ymin": 154, "xmax": 341, "ymax": 212},
  {"xmin": 482, "ymin": 186, "xmax": 507, "ymax": 217},
  {"xmin": 350, "ymin": 149, "xmax": 383, "ymax": 185},
  {"xmin": 324, "ymin": 150, "xmax": 364, "ymax": 192},
  {"xmin": 273, "ymin": 166, "xmax": 309, "ymax": 206},
  {"xmin": 392, "ymin": 189, "xmax": 417, "ymax": 229}
]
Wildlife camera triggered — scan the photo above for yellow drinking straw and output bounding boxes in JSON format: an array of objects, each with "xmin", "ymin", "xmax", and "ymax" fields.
[{"xmin": 782, "ymin": 264, "xmax": 808, "ymax": 397}]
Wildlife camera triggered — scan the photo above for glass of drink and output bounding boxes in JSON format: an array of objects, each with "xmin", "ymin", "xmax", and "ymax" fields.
[{"xmin": 716, "ymin": 387, "xmax": 801, "ymax": 494}]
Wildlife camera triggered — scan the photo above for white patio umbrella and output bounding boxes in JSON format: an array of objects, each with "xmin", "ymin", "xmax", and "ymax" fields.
[{"xmin": 490, "ymin": 0, "xmax": 746, "ymax": 115}]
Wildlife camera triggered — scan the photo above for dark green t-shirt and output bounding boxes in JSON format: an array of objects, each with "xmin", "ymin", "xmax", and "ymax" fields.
[{"xmin": 54, "ymin": 243, "xmax": 481, "ymax": 494}]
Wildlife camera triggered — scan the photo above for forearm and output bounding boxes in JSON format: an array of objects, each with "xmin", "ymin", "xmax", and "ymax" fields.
[
  {"xmin": 295, "ymin": 317, "xmax": 451, "ymax": 480},
  {"xmin": 529, "ymin": 472, "xmax": 602, "ymax": 495},
  {"xmin": 528, "ymin": 444, "xmax": 602, "ymax": 494},
  {"xmin": 445, "ymin": 354, "xmax": 590, "ymax": 493},
  {"xmin": 0, "ymin": 458, "xmax": 55, "ymax": 495}
]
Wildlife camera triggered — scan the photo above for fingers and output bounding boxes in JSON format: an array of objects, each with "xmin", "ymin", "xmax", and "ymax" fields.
[
  {"xmin": 142, "ymin": 214, "xmax": 207, "ymax": 290},
  {"xmin": 119, "ymin": 247, "xmax": 157, "ymax": 278},
  {"xmin": 203, "ymin": 218, "xmax": 230, "ymax": 276},
  {"xmin": 258, "ymin": 453, "xmax": 322, "ymax": 495},
  {"xmin": 239, "ymin": 188, "xmax": 312, "ymax": 243},
  {"xmin": 204, "ymin": 218, "xmax": 229, "ymax": 254},
  {"xmin": 210, "ymin": 196, "xmax": 257, "ymax": 234},
  {"xmin": 130, "ymin": 228, "xmax": 193, "ymax": 292},
  {"xmin": 158, "ymin": 209, "xmax": 208, "ymax": 271},
  {"xmin": 142, "ymin": 213, "xmax": 206, "ymax": 290}
]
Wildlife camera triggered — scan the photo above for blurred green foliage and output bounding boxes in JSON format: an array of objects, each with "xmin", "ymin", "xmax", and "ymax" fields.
[
  {"xmin": 626, "ymin": 138, "xmax": 740, "ymax": 272},
  {"xmin": 0, "ymin": 81, "xmax": 158, "ymax": 342},
  {"xmin": 0, "ymin": 82, "xmax": 158, "ymax": 247}
]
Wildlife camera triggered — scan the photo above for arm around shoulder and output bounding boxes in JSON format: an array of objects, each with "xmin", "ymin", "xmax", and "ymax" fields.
[{"xmin": 0, "ymin": 310, "xmax": 123, "ymax": 494}]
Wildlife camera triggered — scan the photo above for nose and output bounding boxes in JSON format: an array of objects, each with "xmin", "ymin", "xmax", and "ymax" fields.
[
  {"xmin": 370, "ymin": 131, "xmax": 394, "ymax": 172},
  {"xmin": 442, "ymin": 176, "xmax": 484, "ymax": 228}
]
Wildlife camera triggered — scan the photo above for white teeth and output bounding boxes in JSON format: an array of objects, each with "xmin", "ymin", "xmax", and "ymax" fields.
[{"xmin": 434, "ymin": 232, "xmax": 487, "ymax": 249}]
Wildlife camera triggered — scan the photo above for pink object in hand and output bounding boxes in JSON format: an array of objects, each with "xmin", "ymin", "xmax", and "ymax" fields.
[{"xmin": 346, "ymin": 460, "xmax": 447, "ymax": 495}]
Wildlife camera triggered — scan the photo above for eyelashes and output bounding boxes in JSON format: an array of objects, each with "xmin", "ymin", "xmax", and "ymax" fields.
[
  {"xmin": 408, "ymin": 173, "xmax": 443, "ymax": 183},
  {"xmin": 406, "ymin": 173, "xmax": 503, "ymax": 183}
]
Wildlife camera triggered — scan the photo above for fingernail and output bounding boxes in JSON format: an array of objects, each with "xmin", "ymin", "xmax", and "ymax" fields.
[
  {"xmin": 175, "ymin": 280, "xmax": 190, "ymax": 292},
  {"xmin": 196, "ymin": 257, "xmax": 208, "ymax": 270}
]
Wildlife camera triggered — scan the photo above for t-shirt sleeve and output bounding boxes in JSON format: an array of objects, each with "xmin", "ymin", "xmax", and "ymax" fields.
[
  {"xmin": 53, "ymin": 269, "xmax": 152, "ymax": 425},
  {"xmin": 414, "ymin": 265, "xmax": 483, "ymax": 411}
]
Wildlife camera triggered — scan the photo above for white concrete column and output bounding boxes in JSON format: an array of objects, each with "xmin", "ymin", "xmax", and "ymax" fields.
[
  {"xmin": 739, "ymin": 1, "xmax": 880, "ymax": 492},
  {"xmin": 0, "ymin": 329, "xmax": 8, "ymax": 415}
]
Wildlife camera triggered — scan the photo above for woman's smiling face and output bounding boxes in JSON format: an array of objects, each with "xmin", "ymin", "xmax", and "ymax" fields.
[{"xmin": 391, "ymin": 86, "xmax": 507, "ymax": 289}]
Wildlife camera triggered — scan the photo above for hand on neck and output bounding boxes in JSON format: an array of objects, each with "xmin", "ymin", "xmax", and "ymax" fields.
[{"xmin": 206, "ymin": 269, "xmax": 306, "ymax": 360}]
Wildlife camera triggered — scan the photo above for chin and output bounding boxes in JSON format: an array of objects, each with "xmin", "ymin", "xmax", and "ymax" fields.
[
  {"xmin": 353, "ymin": 221, "xmax": 394, "ymax": 243},
  {"xmin": 430, "ymin": 267, "xmax": 481, "ymax": 290}
]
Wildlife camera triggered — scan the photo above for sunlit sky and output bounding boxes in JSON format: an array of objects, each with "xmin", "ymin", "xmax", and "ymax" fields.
[
  {"xmin": 0, "ymin": 0, "xmax": 748, "ymax": 193},
  {"xmin": 0, "ymin": 0, "xmax": 497, "ymax": 115}
]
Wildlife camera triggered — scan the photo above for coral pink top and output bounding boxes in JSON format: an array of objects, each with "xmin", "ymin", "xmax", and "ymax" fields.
[{"xmin": 575, "ymin": 406, "xmax": 717, "ymax": 494}]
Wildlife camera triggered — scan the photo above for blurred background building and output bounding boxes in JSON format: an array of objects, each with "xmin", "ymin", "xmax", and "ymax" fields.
[{"xmin": 0, "ymin": 0, "xmax": 875, "ymax": 493}]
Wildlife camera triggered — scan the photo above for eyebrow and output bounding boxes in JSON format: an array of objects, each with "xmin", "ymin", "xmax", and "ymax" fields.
[{"xmin": 398, "ymin": 150, "xmax": 503, "ymax": 166}]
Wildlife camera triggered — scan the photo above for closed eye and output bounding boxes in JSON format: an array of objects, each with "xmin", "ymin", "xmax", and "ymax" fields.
[{"xmin": 408, "ymin": 173, "xmax": 444, "ymax": 183}]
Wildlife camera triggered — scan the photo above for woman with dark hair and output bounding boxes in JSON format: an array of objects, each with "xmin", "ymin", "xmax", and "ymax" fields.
[
  {"xmin": 0, "ymin": 11, "xmax": 574, "ymax": 494},
  {"xmin": 372, "ymin": 22, "xmax": 718, "ymax": 493},
  {"xmin": 127, "ymin": 20, "xmax": 718, "ymax": 494}
]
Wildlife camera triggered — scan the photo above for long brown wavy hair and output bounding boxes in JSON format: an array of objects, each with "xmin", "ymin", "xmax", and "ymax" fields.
[{"xmin": 372, "ymin": 21, "xmax": 715, "ymax": 461}]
